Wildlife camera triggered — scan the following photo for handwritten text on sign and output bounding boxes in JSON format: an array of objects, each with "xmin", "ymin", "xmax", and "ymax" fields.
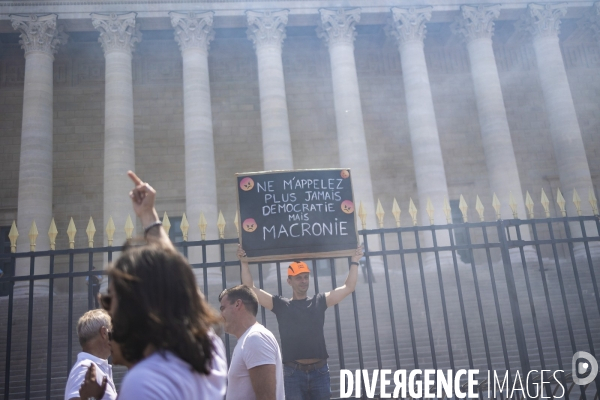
[{"xmin": 236, "ymin": 169, "xmax": 358, "ymax": 260}]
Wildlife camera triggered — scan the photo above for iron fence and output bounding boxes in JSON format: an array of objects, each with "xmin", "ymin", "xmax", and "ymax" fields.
[{"xmin": 0, "ymin": 216, "xmax": 599, "ymax": 399}]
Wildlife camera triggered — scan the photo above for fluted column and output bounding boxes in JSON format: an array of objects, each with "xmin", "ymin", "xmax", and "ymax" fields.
[
  {"xmin": 317, "ymin": 8, "xmax": 378, "ymax": 235},
  {"xmin": 170, "ymin": 11, "xmax": 221, "ymax": 283},
  {"xmin": 454, "ymin": 6, "xmax": 529, "ymax": 223},
  {"xmin": 92, "ymin": 13, "xmax": 140, "ymax": 247},
  {"xmin": 389, "ymin": 8, "xmax": 450, "ymax": 231},
  {"xmin": 247, "ymin": 10, "xmax": 294, "ymax": 171},
  {"xmin": 527, "ymin": 4, "xmax": 594, "ymax": 218},
  {"xmin": 11, "ymin": 14, "xmax": 66, "ymax": 292}
]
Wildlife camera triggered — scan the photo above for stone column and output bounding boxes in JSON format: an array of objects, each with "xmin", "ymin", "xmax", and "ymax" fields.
[
  {"xmin": 247, "ymin": 10, "xmax": 294, "ymax": 171},
  {"xmin": 389, "ymin": 8, "xmax": 451, "ymax": 231},
  {"xmin": 170, "ymin": 11, "xmax": 221, "ymax": 284},
  {"xmin": 11, "ymin": 14, "xmax": 66, "ymax": 294},
  {"xmin": 527, "ymin": 4, "xmax": 594, "ymax": 217},
  {"xmin": 527, "ymin": 4, "xmax": 599, "ymax": 258},
  {"xmin": 453, "ymin": 6, "xmax": 537, "ymax": 264},
  {"xmin": 454, "ymin": 6, "xmax": 529, "ymax": 225},
  {"xmin": 317, "ymin": 8, "xmax": 378, "ymax": 234},
  {"xmin": 92, "ymin": 13, "xmax": 140, "ymax": 248}
]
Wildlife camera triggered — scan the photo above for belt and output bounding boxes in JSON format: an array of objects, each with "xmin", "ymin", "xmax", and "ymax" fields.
[{"xmin": 284, "ymin": 359, "xmax": 327, "ymax": 372}]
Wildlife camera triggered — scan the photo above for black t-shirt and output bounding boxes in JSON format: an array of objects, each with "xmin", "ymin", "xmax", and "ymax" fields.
[{"xmin": 271, "ymin": 293, "xmax": 328, "ymax": 363}]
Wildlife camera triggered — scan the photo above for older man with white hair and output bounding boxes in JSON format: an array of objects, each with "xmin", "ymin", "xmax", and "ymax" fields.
[{"xmin": 64, "ymin": 309, "xmax": 117, "ymax": 400}]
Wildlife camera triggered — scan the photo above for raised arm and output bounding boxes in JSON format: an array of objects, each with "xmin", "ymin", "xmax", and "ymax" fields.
[
  {"xmin": 127, "ymin": 171, "xmax": 175, "ymax": 252},
  {"xmin": 238, "ymin": 245, "xmax": 274, "ymax": 311},
  {"xmin": 325, "ymin": 245, "xmax": 364, "ymax": 307}
]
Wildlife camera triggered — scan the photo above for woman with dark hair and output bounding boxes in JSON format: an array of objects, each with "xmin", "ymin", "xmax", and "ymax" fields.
[{"xmin": 88, "ymin": 171, "xmax": 227, "ymax": 400}]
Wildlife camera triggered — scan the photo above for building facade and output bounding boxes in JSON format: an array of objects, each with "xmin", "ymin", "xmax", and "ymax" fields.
[{"xmin": 0, "ymin": 0, "xmax": 599, "ymax": 274}]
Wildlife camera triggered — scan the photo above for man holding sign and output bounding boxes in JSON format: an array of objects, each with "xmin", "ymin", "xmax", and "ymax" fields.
[{"xmin": 238, "ymin": 245, "xmax": 363, "ymax": 400}]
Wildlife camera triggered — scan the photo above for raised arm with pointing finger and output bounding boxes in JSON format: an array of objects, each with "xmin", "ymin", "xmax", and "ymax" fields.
[{"xmin": 127, "ymin": 170, "xmax": 175, "ymax": 251}]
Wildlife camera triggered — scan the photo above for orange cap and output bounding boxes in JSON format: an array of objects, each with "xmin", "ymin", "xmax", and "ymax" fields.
[{"xmin": 288, "ymin": 261, "xmax": 310, "ymax": 276}]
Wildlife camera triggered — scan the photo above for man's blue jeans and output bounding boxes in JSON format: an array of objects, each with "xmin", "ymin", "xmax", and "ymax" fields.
[{"xmin": 283, "ymin": 363, "xmax": 331, "ymax": 400}]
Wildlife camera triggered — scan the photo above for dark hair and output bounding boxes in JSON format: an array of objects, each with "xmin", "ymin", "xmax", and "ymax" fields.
[
  {"xmin": 108, "ymin": 244, "xmax": 221, "ymax": 374},
  {"xmin": 219, "ymin": 285, "xmax": 259, "ymax": 317}
]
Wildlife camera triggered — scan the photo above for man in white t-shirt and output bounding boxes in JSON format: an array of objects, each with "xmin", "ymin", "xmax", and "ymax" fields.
[
  {"xmin": 219, "ymin": 285, "xmax": 285, "ymax": 400},
  {"xmin": 64, "ymin": 309, "xmax": 117, "ymax": 400}
]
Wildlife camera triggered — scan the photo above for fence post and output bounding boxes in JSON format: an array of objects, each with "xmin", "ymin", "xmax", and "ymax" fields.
[
  {"xmin": 497, "ymin": 220, "xmax": 533, "ymax": 398},
  {"xmin": 3, "ymin": 255, "xmax": 15, "ymax": 400}
]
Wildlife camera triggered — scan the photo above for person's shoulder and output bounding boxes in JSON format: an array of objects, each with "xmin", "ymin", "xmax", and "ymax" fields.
[
  {"xmin": 69, "ymin": 355, "xmax": 96, "ymax": 375},
  {"xmin": 121, "ymin": 350, "xmax": 226, "ymax": 400},
  {"xmin": 245, "ymin": 324, "xmax": 277, "ymax": 344},
  {"xmin": 313, "ymin": 292, "xmax": 328, "ymax": 309},
  {"xmin": 272, "ymin": 294, "xmax": 289, "ymax": 303},
  {"xmin": 119, "ymin": 370, "xmax": 163, "ymax": 400},
  {"xmin": 271, "ymin": 295, "xmax": 290, "ymax": 313},
  {"xmin": 124, "ymin": 352, "xmax": 179, "ymax": 380},
  {"xmin": 272, "ymin": 295, "xmax": 291, "ymax": 306},
  {"xmin": 119, "ymin": 353, "xmax": 180, "ymax": 398},
  {"xmin": 241, "ymin": 325, "xmax": 280, "ymax": 365}
]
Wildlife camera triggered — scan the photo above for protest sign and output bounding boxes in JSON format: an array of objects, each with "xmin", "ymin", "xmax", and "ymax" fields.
[{"xmin": 236, "ymin": 169, "xmax": 358, "ymax": 262}]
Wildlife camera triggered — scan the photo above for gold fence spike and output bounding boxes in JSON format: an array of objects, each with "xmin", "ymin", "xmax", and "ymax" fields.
[
  {"xmin": 492, "ymin": 193, "xmax": 501, "ymax": 220},
  {"xmin": 376, "ymin": 199, "xmax": 385, "ymax": 228},
  {"xmin": 234, "ymin": 211, "xmax": 240, "ymax": 237},
  {"xmin": 217, "ymin": 211, "xmax": 226, "ymax": 239},
  {"xmin": 48, "ymin": 218, "xmax": 58, "ymax": 251},
  {"xmin": 573, "ymin": 189, "xmax": 582, "ymax": 216},
  {"xmin": 28, "ymin": 220, "xmax": 38, "ymax": 252},
  {"xmin": 475, "ymin": 195, "xmax": 485, "ymax": 222},
  {"xmin": 67, "ymin": 217, "xmax": 77, "ymax": 249},
  {"xmin": 443, "ymin": 197, "xmax": 452, "ymax": 224},
  {"xmin": 459, "ymin": 195, "xmax": 468, "ymax": 223},
  {"xmin": 590, "ymin": 188, "xmax": 599, "ymax": 216},
  {"xmin": 509, "ymin": 191, "xmax": 518, "ymax": 219},
  {"xmin": 358, "ymin": 201, "xmax": 367, "ymax": 230},
  {"xmin": 106, "ymin": 217, "xmax": 115, "ymax": 246},
  {"xmin": 181, "ymin": 213, "xmax": 189, "ymax": 241},
  {"xmin": 86, "ymin": 217, "xmax": 96, "ymax": 248},
  {"xmin": 392, "ymin": 198, "xmax": 401, "ymax": 227},
  {"xmin": 426, "ymin": 197, "xmax": 434, "ymax": 225},
  {"xmin": 556, "ymin": 188, "xmax": 566, "ymax": 217},
  {"xmin": 9, "ymin": 221, "xmax": 18, "ymax": 253},
  {"xmin": 525, "ymin": 191, "xmax": 534, "ymax": 219},
  {"xmin": 408, "ymin": 198, "xmax": 418, "ymax": 226},
  {"xmin": 541, "ymin": 189, "xmax": 550, "ymax": 217},
  {"xmin": 162, "ymin": 212, "xmax": 171, "ymax": 235},
  {"xmin": 124, "ymin": 215, "xmax": 134, "ymax": 240},
  {"xmin": 104, "ymin": 216, "xmax": 116, "ymax": 246},
  {"xmin": 198, "ymin": 212, "xmax": 207, "ymax": 240}
]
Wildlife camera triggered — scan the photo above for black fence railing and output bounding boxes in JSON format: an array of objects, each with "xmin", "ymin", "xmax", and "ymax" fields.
[{"xmin": 0, "ymin": 216, "xmax": 599, "ymax": 399}]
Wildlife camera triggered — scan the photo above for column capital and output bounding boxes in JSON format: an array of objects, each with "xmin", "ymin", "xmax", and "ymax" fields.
[
  {"xmin": 389, "ymin": 7, "xmax": 432, "ymax": 45},
  {"xmin": 170, "ymin": 11, "xmax": 215, "ymax": 53},
  {"xmin": 91, "ymin": 12, "xmax": 141, "ymax": 55},
  {"xmin": 246, "ymin": 9, "xmax": 289, "ymax": 50},
  {"xmin": 453, "ymin": 5, "xmax": 500, "ymax": 42},
  {"xmin": 10, "ymin": 14, "xmax": 67, "ymax": 57},
  {"xmin": 317, "ymin": 8, "xmax": 361, "ymax": 47},
  {"xmin": 526, "ymin": 3, "xmax": 567, "ymax": 38}
]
